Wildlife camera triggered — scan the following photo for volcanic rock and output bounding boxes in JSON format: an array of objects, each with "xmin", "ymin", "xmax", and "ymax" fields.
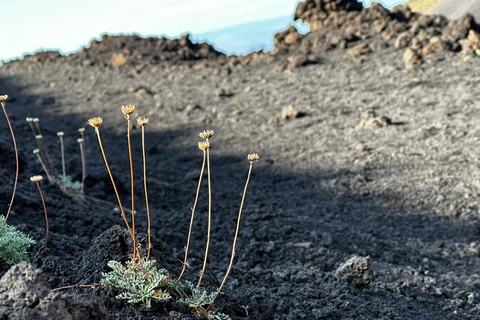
[{"xmin": 334, "ymin": 255, "xmax": 374, "ymax": 289}]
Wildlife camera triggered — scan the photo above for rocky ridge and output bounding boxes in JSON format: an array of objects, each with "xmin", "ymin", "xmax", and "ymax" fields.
[{"xmin": 4, "ymin": 0, "xmax": 480, "ymax": 72}]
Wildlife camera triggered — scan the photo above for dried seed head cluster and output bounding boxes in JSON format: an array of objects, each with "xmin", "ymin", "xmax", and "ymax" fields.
[
  {"xmin": 199, "ymin": 130, "xmax": 214, "ymax": 140},
  {"xmin": 30, "ymin": 175, "xmax": 43, "ymax": 183},
  {"xmin": 0, "ymin": 95, "xmax": 7, "ymax": 102},
  {"xmin": 247, "ymin": 153, "xmax": 259, "ymax": 162},
  {"xmin": 88, "ymin": 117, "xmax": 103, "ymax": 128},
  {"xmin": 121, "ymin": 105, "xmax": 136, "ymax": 115},
  {"xmin": 137, "ymin": 117, "xmax": 149, "ymax": 126},
  {"xmin": 198, "ymin": 141, "xmax": 210, "ymax": 151}
]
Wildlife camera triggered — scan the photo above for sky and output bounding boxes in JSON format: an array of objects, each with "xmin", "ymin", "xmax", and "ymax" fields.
[{"xmin": 0, "ymin": 0, "xmax": 408, "ymax": 63}]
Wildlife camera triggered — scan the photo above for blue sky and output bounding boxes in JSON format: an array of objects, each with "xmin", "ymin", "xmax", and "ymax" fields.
[{"xmin": 0, "ymin": 0, "xmax": 407, "ymax": 62}]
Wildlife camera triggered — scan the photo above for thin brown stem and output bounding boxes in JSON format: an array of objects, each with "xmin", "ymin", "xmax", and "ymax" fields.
[
  {"xmin": 198, "ymin": 146, "xmax": 212, "ymax": 287},
  {"xmin": 51, "ymin": 283, "xmax": 102, "ymax": 292},
  {"xmin": 35, "ymin": 182, "xmax": 49, "ymax": 246},
  {"xmin": 78, "ymin": 139, "xmax": 86, "ymax": 193},
  {"xmin": 179, "ymin": 150, "xmax": 206, "ymax": 281},
  {"xmin": 34, "ymin": 151, "xmax": 51, "ymax": 180},
  {"xmin": 59, "ymin": 135, "xmax": 66, "ymax": 180},
  {"xmin": 35, "ymin": 122, "xmax": 57, "ymax": 176},
  {"xmin": 1, "ymin": 101, "xmax": 18, "ymax": 224},
  {"xmin": 94, "ymin": 128, "xmax": 133, "ymax": 239},
  {"xmin": 217, "ymin": 162, "xmax": 253, "ymax": 294},
  {"xmin": 126, "ymin": 117, "xmax": 138, "ymax": 262},
  {"xmin": 28, "ymin": 122, "xmax": 38, "ymax": 136},
  {"xmin": 141, "ymin": 126, "xmax": 152, "ymax": 260},
  {"xmin": 83, "ymin": 195, "xmax": 134, "ymax": 214}
]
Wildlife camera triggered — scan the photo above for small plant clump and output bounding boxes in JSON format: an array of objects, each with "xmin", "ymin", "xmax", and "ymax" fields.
[
  {"xmin": 101, "ymin": 259, "xmax": 181, "ymax": 309},
  {"xmin": 0, "ymin": 215, "xmax": 36, "ymax": 264}
]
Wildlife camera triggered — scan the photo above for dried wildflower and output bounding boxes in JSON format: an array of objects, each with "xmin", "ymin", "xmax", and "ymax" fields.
[
  {"xmin": 123, "ymin": 105, "xmax": 138, "ymax": 262},
  {"xmin": 198, "ymin": 141, "xmax": 210, "ymax": 151},
  {"xmin": 247, "ymin": 153, "xmax": 259, "ymax": 162},
  {"xmin": 30, "ymin": 175, "xmax": 43, "ymax": 182},
  {"xmin": 1, "ymin": 93, "xmax": 17, "ymax": 224},
  {"xmin": 137, "ymin": 117, "xmax": 149, "ymax": 126},
  {"xmin": 218, "ymin": 152, "xmax": 259, "ymax": 294},
  {"xmin": 121, "ymin": 105, "xmax": 135, "ymax": 115},
  {"xmin": 199, "ymin": 130, "xmax": 214, "ymax": 140},
  {"xmin": 30, "ymin": 175, "xmax": 49, "ymax": 246},
  {"xmin": 88, "ymin": 117, "xmax": 103, "ymax": 128},
  {"xmin": 57, "ymin": 132, "xmax": 66, "ymax": 179}
]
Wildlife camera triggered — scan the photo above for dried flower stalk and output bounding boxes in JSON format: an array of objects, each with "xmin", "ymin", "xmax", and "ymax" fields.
[
  {"xmin": 88, "ymin": 117, "xmax": 134, "ymax": 240},
  {"xmin": 137, "ymin": 117, "xmax": 152, "ymax": 260},
  {"xmin": 30, "ymin": 175, "xmax": 49, "ymax": 246},
  {"xmin": 217, "ymin": 153, "xmax": 259, "ymax": 294},
  {"xmin": 1, "ymin": 95, "xmax": 18, "ymax": 224},
  {"xmin": 198, "ymin": 130, "xmax": 213, "ymax": 287},
  {"xmin": 122, "ymin": 105, "xmax": 138, "ymax": 262},
  {"xmin": 179, "ymin": 140, "xmax": 208, "ymax": 281},
  {"xmin": 57, "ymin": 132, "xmax": 66, "ymax": 180}
]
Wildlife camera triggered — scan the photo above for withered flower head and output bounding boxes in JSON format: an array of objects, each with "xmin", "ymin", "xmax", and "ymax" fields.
[
  {"xmin": 137, "ymin": 117, "xmax": 149, "ymax": 126},
  {"xmin": 199, "ymin": 130, "xmax": 214, "ymax": 139},
  {"xmin": 57, "ymin": 131, "xmax": 64, "ymax": 137},
  {"xmin": 121, "ymin": 104, "xmax": 136, "ymax": 115},
  {"xmin": 30, "ymin": 175, "xmax": 43, "ymax": 182},
  {"xmin": 88, "ymin": 117, "xmax": 103, "ymax": 128},
  {"xmin": 77, "ymin": 138, "xmax": 84, "ymax": 143},
  {"xmin": 247, "ymin": 153, "xmax": 259, "ymax": 162},
  {"xmin": 26, "ymin": 117, "xmax": 33, "ymax": 122},
  {"xmin": 78, "ymin": 127, "xmax": 85, "ymax": 133},
  {"xmin": 33, "ymin": 149, "xmax": 40, "ymax": 154},
  {"xmin": 198, "ymin": 141, "xmax": 210, "ymax": 151},
  {"xmin": 0, "ymin": 95, "xmax": 7, "ymax": 102},
  {"xmin": 33, "ymin": 118, "xmax": 40, "ymax": 123}
]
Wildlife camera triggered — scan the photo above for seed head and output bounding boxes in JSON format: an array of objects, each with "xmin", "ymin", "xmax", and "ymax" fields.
[
  {"xmin": 78, "ymin": 127, "xmax": 85, "ymax": 133},
  {"xmin": 33, "ymin": 118, "xmax": 40, "ymax": 123},
  {"xmin": 33, "ymin": 149, "xmax": 40, "ymax": 154},
  {"xmin": 30, "ymin": 175, "xmax": 43, "ymax": 183},
  {"xmin": 247, "ymin": 153, "xmax": 259, "ymax": 162},
  {"xmin": 88, "ymin": 117, "xmax": 103, "ymax": 128},
  {"xmin": 199, "ymin": 130, "xmax": 214, "ymax": 139},
  {"xmin": 26, "ymin": 117, "xmax": 33, "ymax": 122},
  {"xmin": 35, "ymin": 135, "xmax": 43, "ymax": 140},
  {"xmin": 0, "ymin": 95, "xmax": 7, "ymax": 102},
  {"xmin": 137, "ymin": 117, "xmax": 149, "ymax": 126},
  {"xmin": 77, "ymin": 138, "xmax": 84, "ymax": 143},
  {"xmin": 198, "ymin": 141, "xmax": 210, "ymax": 151},
  {"xmin": 57, "ymin": 131, "xmax": 64, "ymax": 137},
  {"xmin": 121, "ymin": 105, "xmax": 135, "ymax": 115}
]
